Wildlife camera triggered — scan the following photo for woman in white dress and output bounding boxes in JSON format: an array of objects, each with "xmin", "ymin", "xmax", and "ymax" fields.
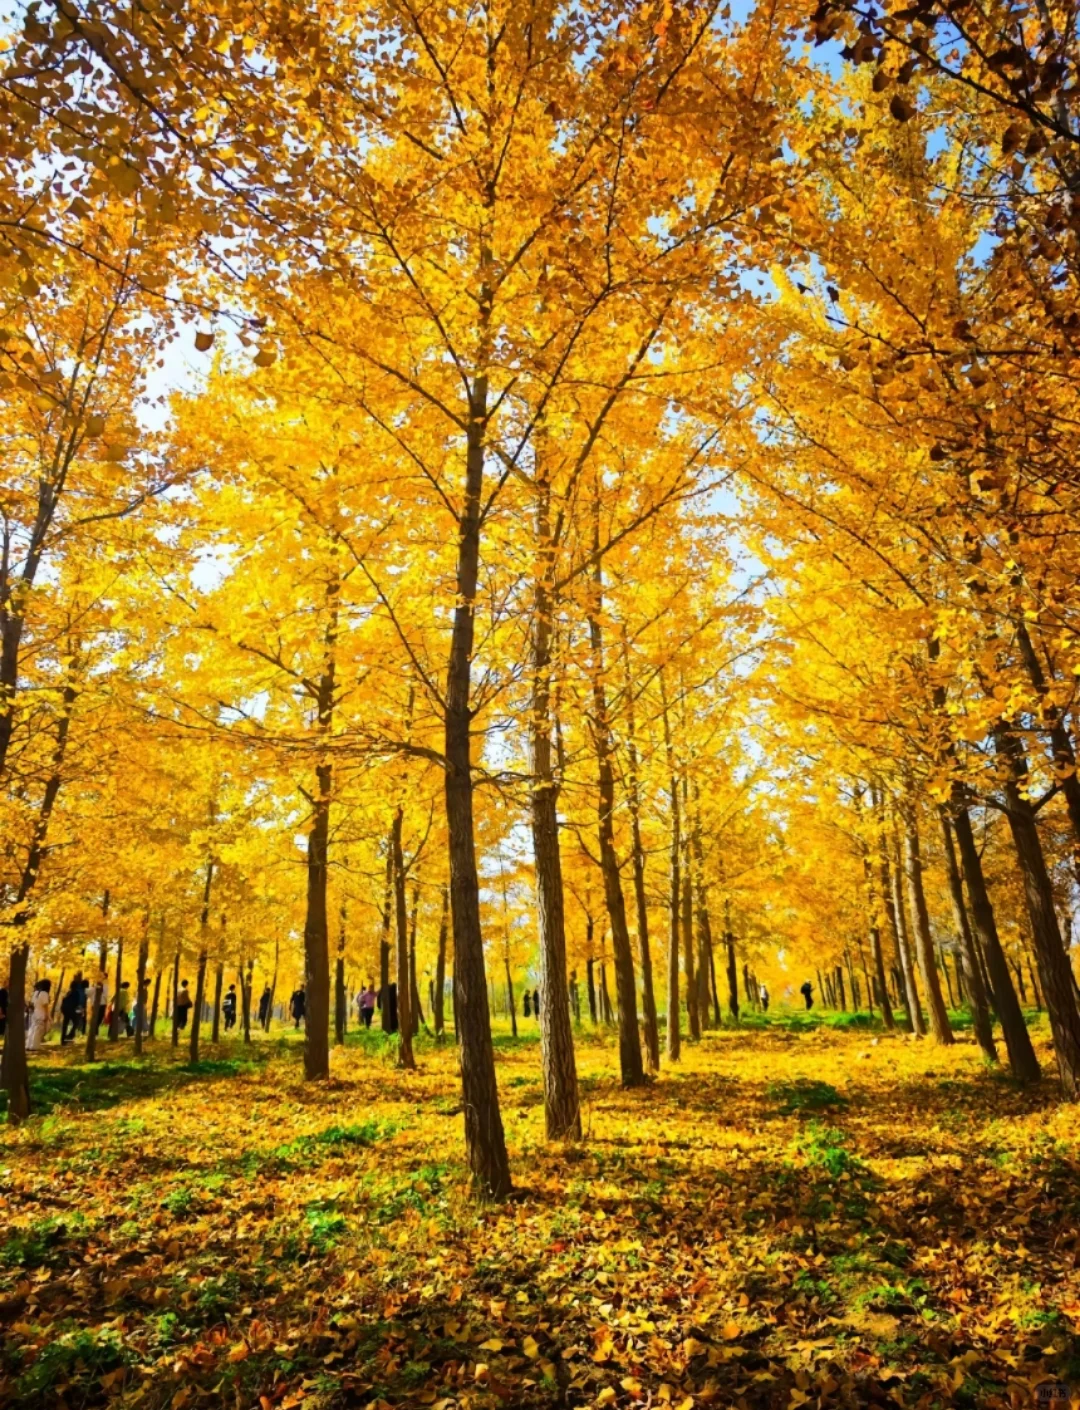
[{"xmin": 26, "ymin": 978, "xmax": 52, "ymax": 1050}]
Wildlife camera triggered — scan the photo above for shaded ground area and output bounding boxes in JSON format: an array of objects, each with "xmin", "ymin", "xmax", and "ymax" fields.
[{"xmin": 2, "ymin": 1016, "xmax": 1078, "ymax": 1409}]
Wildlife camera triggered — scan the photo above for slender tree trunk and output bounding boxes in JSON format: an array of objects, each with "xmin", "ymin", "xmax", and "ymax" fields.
[
  {"xmin": 409, "ymin": 880, "xmax": 423, "ymax": 1033},
  {"xmin": 938, "ymin": 807, "xmax": 995, "ymax": 1061},
  {"xmin": 149, "ymin": 968, "xmax": 162, "ymax": 1041},
  {"xmin": 391, "ymin": 805, "xmax": 416, "ymax": 1070},
  {"xmin": 584, "ymin": 529, "xmax": 643, "ymax": 1088},
  {"xmin": 952, "ymin": 803, "xmax": 1040, "ymax": 1081},
  {"xmin": 889, "ymin": 823, "xmax": 925, "ymax": 1034},
  {"xmin": 681, "ymin": 783, "xmax": 699, "ymax": 1040},
  {"xmin": 725, "ymin": 911, "xmax": 739, "ymax": 1021},
  {"xmin": 878, "ymin": 841, "xmax": 913, "ymax": 1032},
  {"xmin": 108, "ymin": 939, "xmax": 124, "ymax": 1042},
  {"xmin": 189, "ymin": 860, "xmax": 214, "ymax": 1065},
  {"xmin": 1015, "ymin": 616, "xmax": 1080, "ymax": 884},
  {"xmin": 211, "ymin": 959, "xmax": 224, "ymax": 1044},
  {"xmin": 434, "ymin": 885, "xmax": 448, "ymax": 1040},
  {"xmin": 504, "ymin": 953, "xmax": 517, "ymax": 1038},
  {"xmin": 586, "ymin": 952, "xmax": 597, "ymax": 1025},
  {"xmin": 265, "ymin": 936, "xmax": 279, "ymax": 1032},
  {"xmin": 242, "ymin": 960, "xmax": 253, "ymax": 1043},
  {"xmin": 4, "ymin": 944, "xmax": 30, "ymax": 1121},
  {"xmin": 901, "ymin": 803, "xmax": 953, "ymax": 1044},
  {"xmin": 379, "ymin": 839, "xmax": 392, "ymax": 1030},
  {"xmin": 135, "ymin": 920, "xmax": 150, "ymax": 1057},
  {"xmin": 995, "ymin": 724, "xmax": 1080, "ymax": 1094},
  {"xmin": 335, "ymin": 896, "xmax": 347, "ymax": 1046},
  {"xmin": 866, "ymin": 855, "xmax": 895, "ymax": 1031},
  {"xmin": 621, "ymin": 626, "xmax": 660, "ymax": 1072},
  {"xmin": 661, "ymin": 671, "xmax": 681, "ymax": 1061}
]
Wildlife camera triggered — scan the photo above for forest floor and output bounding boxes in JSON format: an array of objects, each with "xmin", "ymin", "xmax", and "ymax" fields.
[{"xmin": 2, "ymin": 1013, "xmax": 1079, "ymax": 1410}]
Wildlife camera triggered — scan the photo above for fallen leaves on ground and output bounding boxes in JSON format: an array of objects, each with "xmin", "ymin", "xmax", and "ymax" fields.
[{"xmin": 2, "ymin": 1019, "xmax": 1079, "ymax": 1409}]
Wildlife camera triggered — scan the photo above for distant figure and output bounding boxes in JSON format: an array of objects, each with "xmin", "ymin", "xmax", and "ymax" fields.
[
  {"xmin": 60, "ymin": 973, "xmax": 85, "ymax": 1045},
  {"xmin": 800, "ymin": 980, "xmax": 813, "ymax": 1011},
  {"xmin": 258, "ymin": 986, "xmax": 272, "ymax": 1027},
  {"xmin": 174, "ymin": 980, "xmax": 193, "ymax": 1031},
  {"xmin": 759, "ymin": 983, "xmax": 769, "ymax": 1013},
  {"xmin": 523, "ymin": 990, "xmax": 532, "ymax": 1018},
  {"xmin": 95, "ymin": 970, "xmax": 110, "ymax": 1032},
  {"xmin": 116, "ymin": 980, "xmax": 133, "ymax": 1036},
  {"xmin": 358, "ymin": 984, "xmax": 376, "ymax": 1029},
  {"xmin": 290, "ymin": 987, "xmax": 306, "ymax": 1029},
  {"xmin": 223, "ymin": 984, "xmax": 237, "ymax": 1031},
  {"xmin": 533, "ymin": 988, "xmax": 541, "ymax": 1018},
  {"xmin": 26, "ymin": 979, "xmax": 52, "ymax": 1049}
]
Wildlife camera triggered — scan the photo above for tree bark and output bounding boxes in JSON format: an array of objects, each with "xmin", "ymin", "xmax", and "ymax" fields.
[
  {"xmin": 409, "ymin": 879, "xmax": 423, "ymax": 1033},
  {"xmin": 189, "ymin": 859, "xmax": 214, "ymax": 1065},
  {"xmin": 4, "ymin": 944, "xmax": 30, "ymax": 1121},
  {"xmin": 302, "ymin": 569, "xmax": 337, "ymax": 1082},
  {"xmin": 889, "ymin": 823, "xmax": 925, "ymax": 1035},
  {"xmin": 434, "ymin": 885, "xmax": 448, "ymax": 1040},
  {"xmin": 584, "ymin": 523, "xmax": 643, "ymax": 1087},
  {"xmin": 994, "ymin": 724, "xmax": 1080, "ymax": 1094},
  {"xmin": 621, "ymin": 627, "xmax": 660, "ymax": 1072},
  {"xmin": 938, "ymin": 807, "xmax": 995, "ymax": 1062},
  {"xmin": 392, "ymin": 805, "xmax": 416, "ymax": 1070},
  {"xmin": 335, "ymin": 897, "xmax": 346, "ymax": 1046},
  {"xmin": 901, "ymin": 803, "xmax": 953, "ymax": 1044},
  {"xmin": 661, "ymin": 671, "xmax": 681, "ymax": 1061},
  {"xmin": 135, "ymin": 920, "xmax": 150, "ymax": 1057},
  {"xmin": 109, "ymin": 939, "xmax": 124, "ymax": 1042},
  {"xmin": 680, "ymin": 781, "xmax": 699, "ymax": 1041},
  {"xmin": 149, "ymin": 968, "xmax": 162, "ymax": 1042},
  {"xmin": 211, "ymin": 959, "xmax": 224, "ymax": 1044}
]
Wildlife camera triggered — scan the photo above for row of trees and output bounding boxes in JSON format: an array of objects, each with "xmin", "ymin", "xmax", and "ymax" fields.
[{"xmin": 0, "ymin": 0, "xmax": 1079, "ymax": 1195}]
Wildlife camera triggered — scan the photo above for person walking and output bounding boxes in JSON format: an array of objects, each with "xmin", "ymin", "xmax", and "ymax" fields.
[
  {"xmin": 60, "ymin": 973, "xmax": 85, "ymax": 1044},
  {"xmin": 523, "ymin": 990, "xmax": 531, "ymax": 1018},
  {"xmin": 289, "ymin": 986, "xmax": 306, "ymax": 1029},
  {"xmin": 223, "ymin": 984, "xmax": 238, "ymax": 1031},
  {"xmin": 759, "ymin": 982, "xmax": 770, "ymax": 1013},
  {"xmin": 258, "ymin": 985, "xmax": 272, "ymax": 1028},
  {"xmin": 357, "ymin": 983, "xmax": 376, "ymax": 1029},
  {"xmin": 174, "ymin": 980, "xmax": 193, "ymax": 1031},
  {"xmin": 26, "ymin": 979, "xmax": 52, "ymax": 1049},
  {"xmin": 533, "ymin": 988, "xmax": 541, "ymax": 1018},
  {"xmin": 800, "ymin": 980, "xmax": 814, "ymax": 1011}
]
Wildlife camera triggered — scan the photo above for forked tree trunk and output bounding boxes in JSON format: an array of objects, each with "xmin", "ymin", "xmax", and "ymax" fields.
[
  {"xmin": 994, "ymin": 724, "xmax": 1080, "ymax": 1094},
  {"xmin": 951, "ymin": 799, "xmax": 1040, "ymax": 1075},
  {"xmin": 392, "ymin": 806, "xmax": 416, "ymax": 1070},
  {"xmin": 940, "ymin": 807, "xmax": 996, "ymax": 1068},
  {"xmin": 902, "ymin": 803, "xmax": 953, "ymax": 1044}
]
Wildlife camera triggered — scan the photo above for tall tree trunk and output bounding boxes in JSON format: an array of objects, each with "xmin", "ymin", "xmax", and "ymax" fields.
[
  {"xmin": 504, "ymin": 952, "xmax": 517, "ymax": 1038},
  {"xmin": 584, "ymin": 522, "xmax": 643, "ymax": 1088},
  {"xmin": 865, "ymin": 853, "xmax": 895, "ymax": 1030},
  {"xmin": 938, "ymin": 807, "xmax": 995, "ymax": 1061},
  {"xmin": 149, "ymin": 968, "xmax": 162, "ymax": 1042},
  {"xmin": 265, "ymin": 936, "xmax": 279, "ymax": 1032},
  {"xmin": 1015, "ymin": 617, "xmax": 1080, "ymax": 884},
  {"xmin": 680, "ymin": 781, "xmax": 699, "ymax": 1041},
  {"xmin": 4, "ymin": 944, "xmax": 30, "ymax": 1121},
  {"xmin": 409, "ymin": 879, "xmax": 423, "ymax": 1033},
  {"xmin": 586, "ymin": 951, "xmax": 597, "ymax": 1025},
  {"xmin": 134, "ymin": 918, "xmax": 150, "ymax": 1057},
  {"xmin": 303, "ymin": 572, "xmax": 337, "ymax": 1082},
  {"xmin": 877, "ymin": 836, "xmax": 913, "ymax": 1031},
  {"xmin": 189, "ymin": 859, "xmax": 214, "ymax": 1066},
  {"xmin": 242, "ymin": 959, "xmax": 253, "ymax": 1043},
  {"xmin": 621, "ymin": 626, "xmax": 660, "ymax": 1072},
  {"xmin": 725, "ymin": 903, "xmax": 739, "ymax": 1021},
  {"xmin": 108, "ymin": 939, "xmax": 124, "ymax": 1042},
  {"xmin": 889, "ymin": 823, "xmax": 925, "ymax": 1035},
  {"xmin": 954, "ymin": 804, "xmax": 1040, "ymax": 1080},
  {"xmin": 391, "ymin": 805, "xmax": 416, "ymax": 1070},
  {"xmin": 211, "ymin": 959, "xmax": 224, "ymax": 1044},
  {"xmin": 994, "ymin": 724, "xmax": 1080, "ymax": 1094},
  {"xmin": 335, "ymin": 897, "xmax": 346, "ymax": 1046},
  {"xmin": 901, "ymin": 803, "xmax": 953, "ymax": 1045},
  {"xmin": 434, "ymin": 885, "xmax": 448, "ymax": 1040},
  {"xmin": 379, "ymin": 838, "xmax": 392, "ymax": 1030},
  {"xmin": 661, "ymin": 670, "xmax": 681, "ymax": 1061}
]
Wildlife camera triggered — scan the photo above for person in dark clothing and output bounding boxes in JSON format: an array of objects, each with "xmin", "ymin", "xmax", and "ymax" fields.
[
  {"xmin": 117, "ymin": 981, "xmax": 133, "ymax": 1036},
  {"xmin": 60, "ymin": 973, "xmax": 85, "ymax": 1044},
  {"xmin": 533, "ymin": 988, "xmax": 541, "ymax": 1018},
  {"xmin": 800, "ymin": 980, "xmax": 813, "ymax": 1011},
  {"xmin": 523, "ymin": 990, "xmax": 531, "ymax": 1018},
  {"xmin": 290, "ymin": 987, "xmax": 306, "ymax": 1029},
  {"xmin": 223, "ymin": 984, "xmax": 238, "ymax": 1031},
  {"xmin": 77, "ymin": 977, "xmax": 91, "ymax": 1033},
  {"xmin": 175, "ymin": 980, "xmax": 193, "ymax": 1030},
  {"xmin": 258, "ymin": 986, "xmax": 272, "ymax": 1027}
]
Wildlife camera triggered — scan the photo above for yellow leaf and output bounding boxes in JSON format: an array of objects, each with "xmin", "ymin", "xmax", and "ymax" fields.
[
  {"xmin": 722, "ymin": 1320, "xmax": 742, "ymax": 1340},
  {"xmin": 479, "ymin": 1338, "xmax": 503, "ymax": 1352},
  {"xmin": 597, "ymin": 1390, "xmax": 617, "ymax": 1407},
  {"xmin": 227, "ymin": 1343, "xmax": 249, "ymax": 1362},
  {"xmin": 522, "ymin": 1335, "xmax": 539, "ymax": 1358}
]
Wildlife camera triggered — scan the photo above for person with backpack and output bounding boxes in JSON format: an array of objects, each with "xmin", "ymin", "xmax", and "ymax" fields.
[
  {"xmin": 223, "ymin": 984, "xmax": 238, "ymax": 1031},
  {"xmin": 60, "ymin": 973, "xmax": 85, "ymax": 1045},
  {"xmin": 800, "ymin": 979, "xmax": 814, "ymax": 1011}
]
